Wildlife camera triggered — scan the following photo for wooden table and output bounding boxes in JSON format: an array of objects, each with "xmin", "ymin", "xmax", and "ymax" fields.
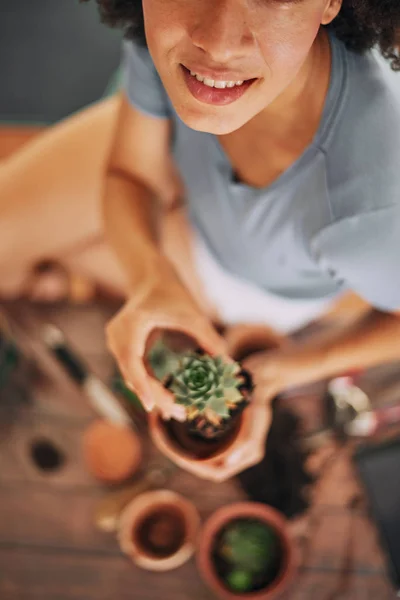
[{"xmin": 0, "ymin": 301, "xmax": 398, "ymax": 599}]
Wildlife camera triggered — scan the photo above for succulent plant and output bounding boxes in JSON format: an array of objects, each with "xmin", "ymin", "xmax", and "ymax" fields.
[
  {"xmin": 221, "ymin": 519, "xmax": 279, "ymax": 575},
  {"xmin": 225, "ymin": 569, "xmax": 253, "ymax": 593},
  {"xmin": 165, "ymin": 352, "xmax": 250, "ymax": 438},
  {"xmin": 147, "ymin": 339, "xmax": 182, "ymax": 382}
]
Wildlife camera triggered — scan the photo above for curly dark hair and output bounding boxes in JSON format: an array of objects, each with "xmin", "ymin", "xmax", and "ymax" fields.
[{"xmin": 83, "ymin": 0, "xmax": 400, "ymax": 70}]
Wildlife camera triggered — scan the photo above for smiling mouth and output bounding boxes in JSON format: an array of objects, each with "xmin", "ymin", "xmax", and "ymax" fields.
[
  {"xmin": 187, "ymin": 69, "xmax": 251, "ymax": 89},
  {"xmin": 181, "ymin": 65, "xmax": 257, "ymax": 106}
]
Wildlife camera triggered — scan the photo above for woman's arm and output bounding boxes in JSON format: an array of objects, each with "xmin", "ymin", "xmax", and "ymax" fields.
[
  {"xmin": 246, "ymin": 308, "xmax": 400, "ymax": 394},
  {"xmin": 104, "ymin": 94, "xmax": 227, "ymax": 418},
  {"xmin": 294, "ymin": 308, "xmax": 400, "ymax": 381},
  {"xmin": 103, "ymin": 93, "xmax": 182, "ymax": 288}
]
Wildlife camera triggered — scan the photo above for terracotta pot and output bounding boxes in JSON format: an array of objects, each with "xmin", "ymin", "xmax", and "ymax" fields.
[
  {"xmin": 148, "ymin": 403, "xmax": 253, "ymax": 478},
  {"xmin": 82, "ymin": 419, "xmax": 142, "ymax": 484},
  {"xmin": 197, "ymin": 502, "xmax": 296, "ymax": 600},
  {"xmin": 118, "ymin": 490, "xmax": 200, "ymax": 571}
]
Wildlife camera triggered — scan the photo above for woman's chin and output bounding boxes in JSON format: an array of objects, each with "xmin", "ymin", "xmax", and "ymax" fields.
[{"xmin": 175, "ymin": 104, "xmax": 250, "ymax": 135}]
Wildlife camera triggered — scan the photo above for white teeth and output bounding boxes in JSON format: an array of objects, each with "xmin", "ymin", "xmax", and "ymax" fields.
[
  {"xmin": 204, "ymin": 78, "xmax": 215, "ymax": 87},
  {"xmin": 189, "ymin": 70, "xmax": 245, "ymax": 89}
]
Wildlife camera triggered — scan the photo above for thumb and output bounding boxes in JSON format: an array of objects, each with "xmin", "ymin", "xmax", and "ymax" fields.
[
  {"xmin": 148, "ymin": 378, "xmax": 186, "ymax": 422},
  {"xmin": 190, "ymin": 319, "xmax": 231, "ymax": 361}
]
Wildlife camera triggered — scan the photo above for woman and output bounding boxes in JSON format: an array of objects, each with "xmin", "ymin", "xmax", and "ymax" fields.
[{"xmin": 1, "ymin": 0, "xmax": 400, "ymax": 480}]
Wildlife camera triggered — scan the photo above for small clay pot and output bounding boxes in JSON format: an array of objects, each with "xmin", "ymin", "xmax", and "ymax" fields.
[
  {"xmin": 197, "ymin": 503, "xmax": 296, "ymax": 600},
  {"xmin": 118, "ymin": 490, "xmax": 200, "ymax": 571},
  {"xmin": 149, "ymin": 405, "xmax": 254, "ymax": 476},
  {"xmin": 163, "ymin": 407, "xmax": 244, "ymax": 460},
  {"xmin": 82, "ymin": 419, "xmax": 142, "ymax": 484}
]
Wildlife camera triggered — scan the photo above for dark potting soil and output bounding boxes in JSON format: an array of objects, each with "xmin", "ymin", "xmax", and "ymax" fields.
[
  {"xmin": 212, "ymin": 518, "xmax": 283, "ymax": 594},
  {"xmin": 237, "ymin": 396, "xmax": 314, "ymax": 519},
  {"xmin": 164, "ymin": 404, "xmax": 244, "ymax": 460},
  {"xmin": 134, "ymin": 505, "xmax": 186, "ymax": 559},
  {"xmin": 30, "ymin": 438, "xmax": 65, "ymax": 472}
]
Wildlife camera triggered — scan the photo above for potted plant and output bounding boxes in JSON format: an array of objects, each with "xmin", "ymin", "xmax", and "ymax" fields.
[
  {"xmin": 197, "ymin": 502, "xmax": 295, "ymax": 599},
  {"xmin": 148, "ymin": 343, "xmax": 254, "ymax": 468},
  {"xmin": 118, "ymin": 489, "xmax": 200, "ymax": 571}
]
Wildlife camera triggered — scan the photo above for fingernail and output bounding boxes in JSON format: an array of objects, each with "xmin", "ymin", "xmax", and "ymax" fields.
[
  {"xmin": 144, "ymin": 396, "xmax": 155, "ymax": 411},
  {"xmin": 140, "ymin": 392, "xmax": 154, "ymax": 411},
  {"xmin": 126, "ymin": 382, "xmax": 154, "ymax": 411},
  {"xmin": 171, "ymin": 405, "xmax": 186, "ymax": 422}
]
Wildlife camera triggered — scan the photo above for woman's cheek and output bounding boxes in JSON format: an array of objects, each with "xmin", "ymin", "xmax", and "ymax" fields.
[{"xmin": 253, "ymin": 7, "xmax": 324, "ymax": 73}]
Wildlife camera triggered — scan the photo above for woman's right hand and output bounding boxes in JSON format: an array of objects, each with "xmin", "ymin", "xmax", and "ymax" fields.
[{"xmin": 105, "ymin": 264, "xmax": 227, "ymax": 421}]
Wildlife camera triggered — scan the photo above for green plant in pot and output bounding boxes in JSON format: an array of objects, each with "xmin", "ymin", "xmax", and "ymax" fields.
[
  {"xmin": 148, "ymin": 340, "xmax": 253, "ymax": 461},
  {"xmin": 220, "ymin": 520, "xmax": 281, "ymax": 594},
  {"xmin": 197, "ymin": 503, "xmax": 295, "ymax": 600}
]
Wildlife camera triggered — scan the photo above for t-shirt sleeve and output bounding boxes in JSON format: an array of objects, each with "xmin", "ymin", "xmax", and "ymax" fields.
[
  {"xmin": 121, "ymin": 40, "xmax": 171, "ymax": 119},
  {"xmin": 312, "ymin": 205, "xmax": 400, "ymax": 312}
]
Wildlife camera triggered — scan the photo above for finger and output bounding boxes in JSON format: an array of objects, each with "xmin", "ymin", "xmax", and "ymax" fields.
[
  {"xmin": 188, "ymin": 463, "xmax": 231, "ymax": 483},
  {"xmin": 124, "ymin": 355, "xmax": 155, "ymax": 411},
  {"xmin": 223, "ymin": 438, "xmax": 263, "ymax": 470},
  {"xmin": 148, "ymin": 378, "xmax": 186, "ymax": 422},
  {"xmin": 186, "ymin": 319, "xmax": 230, "ymax": 359},
  {"xmin": 252, "ymin": 383, "xmax": 280, "ymax": 408},
  {"xmin": 218, "ymin": 448, "xmax": 264, "ymax": 480},
  {"xmin": 224, "ymin": 446, "xmax": 248, "ymax": 469},
  {"xmin": 151, "ymin": 316, "xmax": 232, "ymax": 361},
  {"xmin": 242, "ymin": 351, "xmax": 268, "ymax": 372}
]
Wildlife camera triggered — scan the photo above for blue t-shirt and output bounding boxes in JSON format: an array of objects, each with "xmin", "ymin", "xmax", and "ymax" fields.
[{"xmin": 121, "ymin": 33, "xmax": 400, "ymax": 312}]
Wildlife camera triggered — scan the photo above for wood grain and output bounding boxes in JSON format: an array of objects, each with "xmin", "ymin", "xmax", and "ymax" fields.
[{"xmin": 0, "ymin": 547, "xmax": 212, "ymax": 600}]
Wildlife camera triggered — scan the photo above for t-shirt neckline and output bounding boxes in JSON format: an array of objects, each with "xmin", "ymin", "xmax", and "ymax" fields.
[{"xmin": 211, "ymin": 30, "xmax": 348, "ymax": 194}]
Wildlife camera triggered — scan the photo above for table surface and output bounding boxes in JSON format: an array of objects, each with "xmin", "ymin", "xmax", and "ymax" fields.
[{"xmin": 0, "ymin": 300, "xmax": 399, "ymax": 600}]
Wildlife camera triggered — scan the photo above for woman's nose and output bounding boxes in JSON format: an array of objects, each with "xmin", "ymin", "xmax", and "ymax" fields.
[{"xmin": 189, "ymin": 0, "xmax": 253, "ymax": 63}]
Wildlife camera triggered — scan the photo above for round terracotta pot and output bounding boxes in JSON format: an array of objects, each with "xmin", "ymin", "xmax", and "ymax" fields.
[
  {"xmin": 197, "ymin": 502, "xmax": 296, "ymax": 600},
  {"xmin": 82, "ymin": 419, "xmax": 142, "ymax": 485},
  {"xmin": 118, "ymin": 490, "xmax": 200, "ymax": 571},
  {"xmin": 148, "ymin": 403, "xmax": 253, "ymax": 478}
]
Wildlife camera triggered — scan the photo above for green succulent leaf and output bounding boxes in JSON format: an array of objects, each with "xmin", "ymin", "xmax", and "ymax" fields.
[
  {"xmin": 226, "ymin": 570, "xmax": 253, "ymax": 593},
  {"xmin": 208, "ymin": 396, "xmax": 230, "ymax": 418},
  {"xmin": 167, "ymin": 351, "xmax": 246, "ymax": 426},
  {"xmin": 147, "ymin": 339, "xmax": 182, "ymax": 381},
  {"xmin": 221, "ymin": 520, "xmax": 279, "ymax": 574}
]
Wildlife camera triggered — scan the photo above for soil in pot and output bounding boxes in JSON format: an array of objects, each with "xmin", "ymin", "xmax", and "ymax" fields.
[
  {"xmin": 213, "ymin": 518, "xmax": 284, "ymax": 595},
  {"xmin": 133, "ymin": 504, "xmax": 187, "ymax": 559},
  {"xmin": 163, "ymin": 405, "xmax": 243, "ymax": 460}
]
